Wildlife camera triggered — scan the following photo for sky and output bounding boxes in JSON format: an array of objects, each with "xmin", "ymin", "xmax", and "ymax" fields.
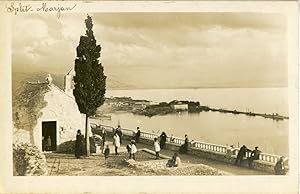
[{"xmin": 12, "ymin": 12, "xmax": 287, "ymax": 89}]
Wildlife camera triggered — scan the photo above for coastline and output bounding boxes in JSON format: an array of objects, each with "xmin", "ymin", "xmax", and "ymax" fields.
[{"xmin": 96, "ymin": 97, "xmax": 288, "ymax": 121}]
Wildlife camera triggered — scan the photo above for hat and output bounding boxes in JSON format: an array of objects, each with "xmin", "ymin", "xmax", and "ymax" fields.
[
  {"xmin": 255, "ymin": 146, "xmax": 259, "ymax": 149},
  {"xmin": 131, "ymin": 139, "xmax": 136, "ymax": 143}
]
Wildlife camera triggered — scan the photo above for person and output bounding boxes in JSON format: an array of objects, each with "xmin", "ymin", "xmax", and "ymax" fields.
[
  {"xmin": 159, "ymin": 132, "xmax": 167, "ymax": 149},
  {"xmin": 174, "ymin": 153, "xmax": 182, "ymax": 167},
  {"xmin": 166, "ymin": 152, "xmax": 181, "ymax": 167},
  {"xmin": 90, "ymin": 135, "xmax": 96, "ymax": 154},
  {"xmin": 115, "ymin": 125, "xmax": 123, "ymax": 144},
  {"xmin": 45, "ymin": 74, "xmax": 53, "ymax": 84},
  {"xmin": 101, "ymin": 129, "xmax": 106, "ymax": 147},
  {"xmin": 234, "ymin": 145, "xmax": 251, "ymax": 166},
  {"xmin": 126, "ymin": 144, "xmax": 131, "ymax": 154},
  {"xmin": 113, "ymin": 133, "xmax": 120, "ymax": 155},
  {"xmin": 46, "ymin": 136, "xmax": 52, "ymax": 151},
  {"xmin": 154, "ymin": 137, "xmax": 161, "ymax": 159},
  {"xmin": 226, "ymin": 145, "xmax": 235, "ymax": 158},
  {"xmin": 247, "ymin": 146, "xmax": 261, "ymax": 168},
  {"xmin": 170, "ymin": 134, "xmax": 175, "ymax": 143},
  {"xmin": 274, "ymin": 156, "xmax": 286, "ymax": 175},
  {"xmin": 42, "ymin": 136, "xmax": 46, "ymax": 152},
  {"xmin": 104, "ymin": 144, "xmax": 110, "ymax": 160},
  {"xmin": 135, "ymin": 127, "xmax": 141, "ymax": 143},
  {"xmin": 179, "ymin": 134, "xmax": 189, "ymax": 154},
  {"xmin": 75, "ymin": 130, "xmax": 84, "ymax": 158},
  {"xmin": 129, "ymin": 140, "xmax": 137, "ymax": 160}
]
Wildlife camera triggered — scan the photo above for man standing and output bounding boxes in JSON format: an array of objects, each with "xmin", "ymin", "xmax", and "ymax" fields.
[{"xmin": 113, "ymin": 133, "xmax": 120, "ymax": 155}]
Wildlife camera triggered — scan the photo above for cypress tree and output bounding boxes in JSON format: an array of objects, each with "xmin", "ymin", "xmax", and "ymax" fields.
[{"xmin": 73, "ymin": 15, "xmax": 106, "ymax": 156}]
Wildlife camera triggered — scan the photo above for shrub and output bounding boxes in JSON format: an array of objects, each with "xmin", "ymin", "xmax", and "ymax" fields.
[
  {"xmin": 56, "ymin": 137, "xmax": 96, "ymax": 154},
  {"xmin": 13, "ymin": 143, "xmax": 48, "ymax": 176},
  {"xmin": 57, "ymin": 140, "xmax": 76, "ymax": 154}
]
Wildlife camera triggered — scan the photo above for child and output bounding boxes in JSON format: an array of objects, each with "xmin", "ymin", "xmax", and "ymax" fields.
[
  {"xmin": 129, "ymin": 140, "xmax": 137, "ymax": 160},
  {"xmin": 154, "ymin": 137, "xmax": 160, "ymax": 159},
  {"xmin": 104, "ymin": 144, "xmax": 110, "ymax": 160}
]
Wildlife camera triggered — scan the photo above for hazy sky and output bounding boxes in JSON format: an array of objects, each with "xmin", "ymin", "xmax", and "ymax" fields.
[{"xmin": 12, "ymin": 12, "xmax": 287, "ymax": 88}]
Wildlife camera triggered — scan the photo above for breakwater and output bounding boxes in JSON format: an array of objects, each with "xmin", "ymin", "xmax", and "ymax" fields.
[
  {"xmin": 90, "ymin": 123, "xmax": 289, "ymax": 174},
  {"xmin": 102, "ymin": 97, "xmax": 288, "ymax": 121}
]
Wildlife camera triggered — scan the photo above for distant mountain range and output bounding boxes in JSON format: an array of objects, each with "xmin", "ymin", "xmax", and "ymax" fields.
[
  {"xmin": 12, "ymin": 71, "xmax": 136, "ymax": 93},
  {"xmin": 12, "ymin": 70, "xmax": 286, "ymax": 93}
]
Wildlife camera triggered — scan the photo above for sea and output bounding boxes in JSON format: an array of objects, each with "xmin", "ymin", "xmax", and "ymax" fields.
[{"xmin": 99, "ymin": 88, "xmax": 289, "ymax": 156}]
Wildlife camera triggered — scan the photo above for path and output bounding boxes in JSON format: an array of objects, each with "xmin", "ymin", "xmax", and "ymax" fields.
[
  {"xmin": 118, "ymin": 138, "xmax": 270, "ymax": 175},
  {"xmin": 46, "ymin": 138, "xmax": 270, "ymax": 175}
]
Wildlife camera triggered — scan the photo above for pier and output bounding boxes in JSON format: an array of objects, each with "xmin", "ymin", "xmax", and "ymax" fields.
[{"xmin": 91, "ymin": 123, "xmax": 289, "ymax": 174}]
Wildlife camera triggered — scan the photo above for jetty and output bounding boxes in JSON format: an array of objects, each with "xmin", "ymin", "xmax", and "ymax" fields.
[{"xmin": 90, "ymin": 122, "xmax": 289, "ymax": 174}]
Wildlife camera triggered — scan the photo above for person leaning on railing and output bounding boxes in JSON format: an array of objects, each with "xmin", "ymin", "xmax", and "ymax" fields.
[
  {"xmin": 179, "ymin": 134, "xmax": 189, "ymax": 154},
  {"xmin": 234, "ymin": 145, "xmax": 251, "ymax": 166},
  {"xmin": 247, "ymin": 146, "xmax": 261, "ymax": 168}
]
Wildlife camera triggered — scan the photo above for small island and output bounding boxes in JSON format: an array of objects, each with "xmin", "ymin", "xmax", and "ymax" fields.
[{"xmin": 95, "ymin": 97, "xmax": 289, "ymax": 121}]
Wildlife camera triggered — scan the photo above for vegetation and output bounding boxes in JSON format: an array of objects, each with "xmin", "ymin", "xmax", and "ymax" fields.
[
  {"xmin": 13, "ymin": 143, "xmax": 48, "ymax": 176},
  {"xmin": 12, "ymin": 83, "xmax": 50, "ymax": 144},
  {"xmin": 73, "ymin": 15, "xmax": 106, "ymax": 156}
]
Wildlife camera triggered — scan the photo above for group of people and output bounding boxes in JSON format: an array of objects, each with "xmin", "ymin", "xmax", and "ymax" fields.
[
  {"xmin": 42, "ymin": 136, "xmax": 52, "ymax": 152},
  {"xmin": 74, "ymin": 126, "xmax": 287, "ymax": 175},
  {"xmin": 104, "ymin": 125, "xmax": 138, "ymax": 160},
  {"xmin": 234, "ymin": 145, "xmax": 261, "ymax": 168},
  {"xmin": 234, "ymin": 144, "xmax": 286, "ymax": 175},
  {"xmin": 154, "ymin": 135, "xmax": 182, "ymax": 168}
]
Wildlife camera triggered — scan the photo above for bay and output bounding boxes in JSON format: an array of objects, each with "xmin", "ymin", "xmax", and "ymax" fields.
[{"xmin": 100, "ymin": 88, "xmax": 288, "ymax": 156}]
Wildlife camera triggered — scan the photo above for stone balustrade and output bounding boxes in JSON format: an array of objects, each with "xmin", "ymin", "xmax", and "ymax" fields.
[{"xmin": 91, "ymin": 123, "xmax": 289, "ymax": 173}]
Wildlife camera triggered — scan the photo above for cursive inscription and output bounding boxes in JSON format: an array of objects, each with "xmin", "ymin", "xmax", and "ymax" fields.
[
  {"xmin": 36, "ymin": 3, "xmax": 77, "ymax": 18},
  {"xmin": 6, "ymin": 2, "xmax": 33, "ymax": 15},
  {"xmin": 5, "ymin": 2, "xmax": 77, "ymax": 18}
]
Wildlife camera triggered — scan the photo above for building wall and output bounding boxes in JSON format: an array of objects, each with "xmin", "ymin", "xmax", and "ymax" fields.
[
  {"xmin": 173, "ymin": 104, "xmax": 188, "ymax": 110},
  {"xmin": 33, "ymin": 85, "xmax": 85, "ymax": 150}
]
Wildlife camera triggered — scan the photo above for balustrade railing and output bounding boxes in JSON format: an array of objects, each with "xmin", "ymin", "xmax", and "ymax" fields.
[{"xmin": 91, "ymin": 124, "xmax": 288, "ymax": 164}]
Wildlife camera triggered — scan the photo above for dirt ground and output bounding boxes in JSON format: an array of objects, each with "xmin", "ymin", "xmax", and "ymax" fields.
[{"xmin": 45, "ymin": 140, "xmax": 270, "ymax": 176}]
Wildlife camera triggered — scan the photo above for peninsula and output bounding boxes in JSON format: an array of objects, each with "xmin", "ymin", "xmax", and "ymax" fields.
[{"xmin": 95, "ymin": 97, "xmax": 288, "ymax": 121}]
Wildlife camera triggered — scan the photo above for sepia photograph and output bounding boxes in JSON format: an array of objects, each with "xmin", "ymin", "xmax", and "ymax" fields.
[{"xmin": 0, "ymin": 0, "xmax": 298, "ymax": 193}]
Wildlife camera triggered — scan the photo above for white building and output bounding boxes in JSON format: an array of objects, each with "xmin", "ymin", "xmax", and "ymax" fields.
[
  {"xmin": 13, "ymin": 73, "xmax": 89, "ymax": 151},
  {"xmin": 172, "ymin": 104, "xmax": 188, "ymax": 111}
]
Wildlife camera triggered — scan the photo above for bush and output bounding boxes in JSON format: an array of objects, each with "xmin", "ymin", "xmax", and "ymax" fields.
[
  {"xmin": 57, "ymin": 140, "xmax": 76, "ymax": 154},
  {"xmin": 13, "ymin": 143, "xmax": 48, "ymax": 176},
  {"xmin": 57, "ymin": 137, "xmax": 96, "ymax": 154}
]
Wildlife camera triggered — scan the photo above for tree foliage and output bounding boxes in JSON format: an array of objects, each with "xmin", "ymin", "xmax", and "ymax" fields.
[{"xmin": 73, "ymin": 15, "xmax": 106, "ymax": 117}]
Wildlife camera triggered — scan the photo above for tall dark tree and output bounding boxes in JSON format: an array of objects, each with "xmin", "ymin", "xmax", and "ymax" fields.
[{"xmin": 73, "ymin": 15, "xmax": 106, "ymax": 156}]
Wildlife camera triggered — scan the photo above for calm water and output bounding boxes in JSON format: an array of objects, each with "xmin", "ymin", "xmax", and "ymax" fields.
[{"xmin": 102, "ymin": 88, "xmax": 288, "ymax": 156}]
